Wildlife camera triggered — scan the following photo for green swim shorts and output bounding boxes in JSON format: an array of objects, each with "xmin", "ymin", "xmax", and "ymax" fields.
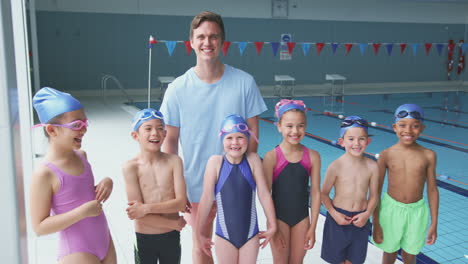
[{"xmin": 374, "ymin": 193, "xmax": 429, "ymax": 255}]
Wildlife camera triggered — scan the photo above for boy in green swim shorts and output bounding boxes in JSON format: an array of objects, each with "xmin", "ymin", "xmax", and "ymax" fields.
[{"xmin": 372, "ymin": 104, "xmax": 439, "ymax": 264}]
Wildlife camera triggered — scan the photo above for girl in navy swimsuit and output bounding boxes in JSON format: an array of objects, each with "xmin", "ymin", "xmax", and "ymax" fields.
[
  {"xmin": 263, "ymin": 99, "xmax": 322, "ymax": 263},
  {"xmin": 196, "ymin": 114, "xmax": 277, "ymax": 264}
]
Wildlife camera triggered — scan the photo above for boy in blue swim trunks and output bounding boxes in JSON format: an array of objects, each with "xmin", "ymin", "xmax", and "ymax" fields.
[
  {"xmin": 321, "ymin": 116, "xmax": 380, "ymax": 264},
  {"xmin": 373, "ymin": 104, "xmax": 439, "ymax": 264}
]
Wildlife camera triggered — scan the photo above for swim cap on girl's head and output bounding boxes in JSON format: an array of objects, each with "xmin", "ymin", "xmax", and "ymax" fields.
[
  {"xmin": 275, "ymin": 99, "xmax": 307, "ymax": 120},
  {"xmin": 339, "ymin": 115, "xmax": 369, "ymax": 138},
  {"xmin": 219, "ymin": 114, "xmax": 250, "ymax": 141},
  {"xmin": 394, "ymin": 104, "xmax": 424, "ymax": 123},
  {"xmin": 33, "ymin": 87, "xmax": 83, "ymax": 124},
  {"xmin": 132, "ymin": 108, "xmax": 164, "ymax": 132}
]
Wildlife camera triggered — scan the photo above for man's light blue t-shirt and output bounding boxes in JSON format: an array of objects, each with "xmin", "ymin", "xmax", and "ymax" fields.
[{"xmin": 160, "ymin": 64, "xmax": 267, "ymax": 203}]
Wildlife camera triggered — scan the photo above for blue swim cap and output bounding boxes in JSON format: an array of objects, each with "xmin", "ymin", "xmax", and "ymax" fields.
[
  {"xmin": 339, "ymin": 115, "xmax": 369, "ymax": 138},
  {"xmin": 33, "ymin": 87, "xmax": 83, "ymax": 124},
  {"xmin": 132, "ymin": 108, "xmax": 164, "ymax": 132},
  {"xmin": 219, "ymin": 114, "xmax": 250, "ymax": 141},
  {"xmin": 275, "ymin": 99, "xmax": 307, "ymax": 120},
  {"xmin": 394, "ymin": 104, "xmax": 424, "ymax": 123}
]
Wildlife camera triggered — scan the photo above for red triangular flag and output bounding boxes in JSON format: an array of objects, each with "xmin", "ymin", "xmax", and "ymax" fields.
[
  {"xmin": 254, "ymin": 42, "xmax": 264, "ymax": 55},
  {"xmin": 400, "ymin": 43, "xmax": 407, "ymax": 55},
  {"xmin": 425, "ymin": 43, "xmax": 432, "ymax": 55},
  {"xmin": 448, "ymin": 42, "xmax": 455, "ymax": 53},
  {"xmin": 222, "ymin": 41, "xmax": 231, "ymax": 56},
  {"xmin": 316, "ymin": 43, "xmax": 325, "ymax": 55},
  {"xmin": 287, "ymin": 42, "xmax": 296, "ymax": 54},
  {"xmin": 345, "ymin": 43, "xmax": 353, "ymax": 55},
  {"xmin": 373, "ymin": 43, "xmax": 381, "ymax": 55},
  {"xmin": 183, "ymin": 41, "xmax": 192, "ymax": 55}
]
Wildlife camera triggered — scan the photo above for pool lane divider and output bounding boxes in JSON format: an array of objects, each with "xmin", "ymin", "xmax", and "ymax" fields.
[
  {"xmin": 332, "ymin": 99, "xmax": 468, "ymax": 126},
  {"xmin": 372, "ymin": 109, "xmax": 468, "ymax": 129},
  {"xmin": 259, "ymin": 117, "xmax": 468, "ymax": 198},
  {"xmin": 425, "ymin": 106, "xmax": 468, "ymax": 115}
]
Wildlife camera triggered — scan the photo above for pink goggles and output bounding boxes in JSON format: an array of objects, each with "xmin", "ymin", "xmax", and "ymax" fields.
[
  {"xmin": 275, "ymin": 99, "xmax": 307, "ymax": 119},
  {"xmin": 32, "ymin": 119, "xmax": 89, "ymax": 131}
]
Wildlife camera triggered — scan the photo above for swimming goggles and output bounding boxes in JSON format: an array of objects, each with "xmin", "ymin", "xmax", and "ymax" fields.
[
  {"xmin": 275, "ymin": 99, "xmax": 307, "ymax": 119},
  {"xmin": 219, "ymin": 122, "xmax": 259, "ymax": 143},
  {"xmin": 395, "ymin": 110, "xmax": 422, "ymax": 120},
  {"xmin": 32, "ymin": 119, "xmax": 89, "ymax": 131},
  {"xmin": 340, "ymin": 118, "xmax": 369, "ymax": 128},
  {"xmin": 220, "ymin": 123, "xmax": 249, "ymax": 134},
  {"xmin": 131, "ymin": 109, "xmax": 164, "ymax": 129}
]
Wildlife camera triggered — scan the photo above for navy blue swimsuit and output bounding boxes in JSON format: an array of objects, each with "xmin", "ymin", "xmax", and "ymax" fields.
[{"xmin": 215, "ymin": 155, "xmax": 259, "ymax": 249}]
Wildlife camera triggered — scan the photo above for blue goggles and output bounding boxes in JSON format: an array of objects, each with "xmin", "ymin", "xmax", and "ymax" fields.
[{"xmin": 132, "ymin": 109, "xmax": 164, "ymax": 131}]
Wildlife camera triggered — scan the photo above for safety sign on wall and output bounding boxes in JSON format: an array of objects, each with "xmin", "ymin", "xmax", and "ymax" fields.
[{"xmin": 280, "ymin": 33, "xmax": 292, "ymax": 60}]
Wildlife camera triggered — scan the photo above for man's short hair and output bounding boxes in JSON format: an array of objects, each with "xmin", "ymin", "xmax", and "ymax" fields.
[{"xmin": 190, "ymin": 11, "xmax": 225, "ymax": 42}]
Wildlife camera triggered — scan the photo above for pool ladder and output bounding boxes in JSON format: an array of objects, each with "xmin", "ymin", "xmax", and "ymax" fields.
[{"xmin": 101, "ymin": 74, "xmax": 133, "ymax": 104}]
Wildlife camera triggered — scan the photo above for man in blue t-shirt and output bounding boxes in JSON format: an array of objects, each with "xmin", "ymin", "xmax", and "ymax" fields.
[{"xmin": 160, "ymin": 10, "xmax": 267, "ymax": 264}]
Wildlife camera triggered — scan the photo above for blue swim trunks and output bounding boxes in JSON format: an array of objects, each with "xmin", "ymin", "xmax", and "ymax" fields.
[{"xmin": 321, "ymin": 206, "xmax": 371, "ymax": 264}]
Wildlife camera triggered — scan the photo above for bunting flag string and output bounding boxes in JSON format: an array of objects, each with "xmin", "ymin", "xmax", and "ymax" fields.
[
  {"xmin": 412, "ymin": 43, "xmax": 419, "ymax": 56},
  {"xmin": 222, "ymin": 41, "xmax": 231, "ymax": 56},
  {"xmin": 436, "ymin": 43, "xmax": 444, "ymax": 56},
  {"xmin": 238, "ymin": 42, "xmax": 248, "ymax": 56},
  {"xmin": 400, "ymin": 43, "xmax": 407, "ymax": 55},
  {"xmin": 386, "ymin": 43, "xmax": 394, "ymax": 56},
  {"xmin": 373, "ymin": 43, "xmax": 381, "ymax": 55},
  {"xmin": 316, "ymin": 43, "xmax": 325, "ymax": 55},
  {"xmin": 183, "ymin": 41, "xmax": 192, "ymax": 55},
  {"xmin": 271, "ymin": 42, "xmax": 280, "ymax": 56},
  {"xmin": 359, "ymin": 43, "xmax": 367, "ymax": 56},
  {"xmin": 287, "ymin": 42, "xmax": 296, "ymax": 54},
  {"xmin": 301, "ymin": 43, "xmax": 311, "ymax": 56},
  {"xmin": 145, "ymin": 36, "xmax": 463, "ymax": 58},
  {"xmin": 165, "ymin": 41, "xmax": 176, "ymax": 56},
  {"xmin": 345, "ymin": 43, "xmax": 353, "ymax": 55},
  {"xmin": 425, "ymin": 43, "xmax": 432, "ymax": 55},
  {"xmin": 331, "ymin": 43, "xmax": 339, "ymax": 54},
  {"xmin": 254, "ymin": 42, "xmax": 264, "ymax": 55}
]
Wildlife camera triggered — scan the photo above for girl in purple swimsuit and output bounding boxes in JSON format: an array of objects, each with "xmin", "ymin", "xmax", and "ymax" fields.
[
  {"xmin": 196, "ymin": 114, "xmax": 277, "ymax": 264},
  {"xmin": 263, "ymin": 99, "xmax": 322, "ymax": 263},
  {"xmin": 30, "ymin": 87, "xmax": 116, "ymax": 263}
]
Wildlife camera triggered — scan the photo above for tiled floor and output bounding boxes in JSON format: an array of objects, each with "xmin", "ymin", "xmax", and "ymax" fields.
[{"xmin": 27, "ymin": 96, "xmax": 399, "ymax": 264}]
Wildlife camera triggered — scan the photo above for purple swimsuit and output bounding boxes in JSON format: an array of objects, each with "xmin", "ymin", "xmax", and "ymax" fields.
[{"xmin": 46, "ymin": 151, "xmax": 110, "ymax": 261}]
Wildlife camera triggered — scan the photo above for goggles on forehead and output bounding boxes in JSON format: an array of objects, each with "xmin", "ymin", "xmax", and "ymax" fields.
[
  {"xmin": 219, "ymin": 122, "xmax": 260, "ymax": 143},
  {"xmin": 132, "ymin": 109, "xmax": 164, "ymax": 130},
  {"xmin": 396, "ymin": 110, "xmax": 422, "ymax": 120},
  {"xmin": 135, "ymin": 109, "xmax": 163, "ymax": 121},
  {"xmin": 33, "ymin": 119, "xmax": 89, "ymax": 131},
  {"xmin": 340, "ymin": 118, "xmax": 369, "ymax": 128},
  {"xmin": 220, "ymin": 123, "xmax": 249, "ymax": 134}
]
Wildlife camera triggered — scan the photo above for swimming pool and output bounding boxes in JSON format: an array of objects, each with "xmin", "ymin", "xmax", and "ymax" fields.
[{"xmin": 132, "ymin": 91, "xmax": 467, "ymax": 264}]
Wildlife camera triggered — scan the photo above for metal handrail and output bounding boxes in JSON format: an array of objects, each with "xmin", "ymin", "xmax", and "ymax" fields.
[{"xmin": 101, "ymin": 74, "xmax": 133, "ymax": 103}]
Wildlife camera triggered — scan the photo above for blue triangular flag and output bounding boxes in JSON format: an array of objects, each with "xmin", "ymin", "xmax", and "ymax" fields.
[
  {"xmin": 386, "ymin": 43, "xmax": 394, "ymax": 56},
  {"xmin": 271, "ymin": 42, "xmax": 280, "ymax": 56},
  {"xmin": 165, "ymin": 41, "xmax": 176, "ymax": 56},
  {"xmin": 462, "ymin": 43, "xmax": 468, "ymax": 54},
  {"xmin": 238, "ymin": 42, "xmax": 248, "ymax": 56},
  {"xmin": 436, "ymin": 43, "xmax": 444, "ymax": 56},
  {"xmin": 331, "ymin": 43, "xmax": 339, "ymax": 54},
  {"xmin": 412, "ymin": 43, "xmax": 419, "ymax": 56},
  {"xmin": 359, "ymin": 43, "xmax": 367, "ymax": 55},
  {"xmin": 301, "ymin": 43, "xmax": 311, "ymax": 56}
]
